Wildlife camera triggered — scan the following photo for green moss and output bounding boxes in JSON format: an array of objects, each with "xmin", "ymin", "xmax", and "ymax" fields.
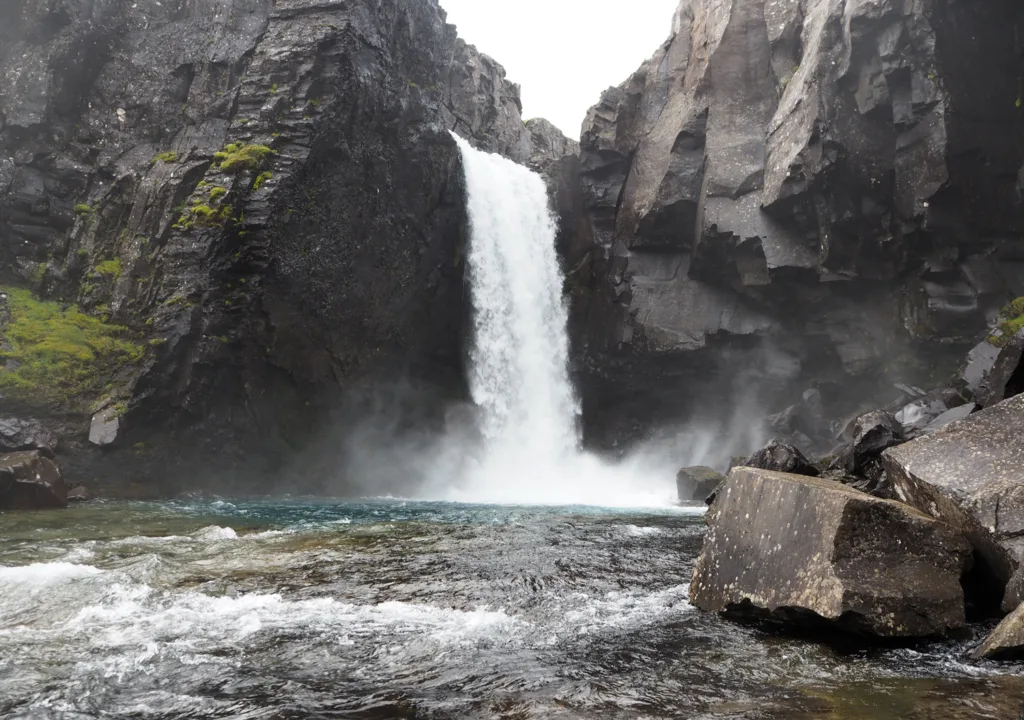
[
  {"xmin": 30, "ymin": 263, "xmax": 48, "ymax": 286},
  {"xmin": 992, "ymin": 297, "xmax": 1024, "ymax": 345},
  {"xmin": 0, "ymin": 287, "xmax": 144, "ymax": 407},
  {"xmin": 214, "ymin": 143, "xmax": 273, "ymax": 173},
  {"xmin": 270, "ymin": 83, "xmax": 278, "ymax": 94},
  {"xmin": 95, "ymin": 259, "xmax": 123, "ymax": 279},
  {"xmin": 74, "ymin": 204, "xmax": 93, "ymax": 216},
  {"xmin": 148, "ymin": 338, "xmax": 166, "ymax": 347},
  {"xmin": 252, "ymin": 171, "xmax": 273, "ymax": 190},
  {"xmin": 152, "ymin": 151, "xmax": 178, "ymax": 165},
  {"xmin": 208, "ymin": 186, "xmax": 227, "ymax": 202}
]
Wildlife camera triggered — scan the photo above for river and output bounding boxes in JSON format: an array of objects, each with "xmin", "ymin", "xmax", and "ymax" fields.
[{"xmin": 2, "ymin": 499, "xmax": 1022, "ymax": 719}]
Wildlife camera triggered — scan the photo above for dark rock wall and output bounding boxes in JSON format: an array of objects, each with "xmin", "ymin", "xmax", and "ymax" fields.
[
  {"xmin": 572, "ymin": 0, "xmax": 1024, "ymax": 449},
  {"xmin": 0, "ymin": 0, "xmax": 571, "ymax": 494}
]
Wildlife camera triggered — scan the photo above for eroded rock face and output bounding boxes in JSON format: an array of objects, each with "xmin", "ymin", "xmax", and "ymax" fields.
[
  {"xmin": 883, "ymin": 393, "xmax": 1024, "ymax": 611},
  {"xmin": 573, "ymin": 0, "xmax": 1024, "ymax": 449},
  {"xmin": 0, "ymin": 0, "xmax": 574, "ymax": 494},
  {"xmin": 0, "ymin": 417, "xmax": 57, "ymax": 454},
  {"xmin": 0, "ymin": 450, "xmax": 67, "ymax": 510},
  {"xmin": 691, "ymin": 467, "xmax": 972, "ymax": 637}
]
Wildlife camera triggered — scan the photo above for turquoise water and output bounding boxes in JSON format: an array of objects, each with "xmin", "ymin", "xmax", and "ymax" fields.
[{"xmin": 0, "ymin": 499, "xmax": 1022, "ymax": 719}]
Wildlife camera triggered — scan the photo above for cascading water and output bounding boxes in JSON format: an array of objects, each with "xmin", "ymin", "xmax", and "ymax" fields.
[{"xmin": 442, "ymin": 136, "xmax": 672, "ymax": 507}]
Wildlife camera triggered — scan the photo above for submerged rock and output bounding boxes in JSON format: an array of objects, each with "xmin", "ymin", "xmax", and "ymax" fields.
[
  {"xmin": 676, "ymin": 466, "xmax": 724, "ymax": 504},
  {"xmin": 691, "ymin": 467, "xmax": 972, "ymax": 638},
  {"xmin": 742, "ymin": 440, "xmax": 819, "ymax": 477},
  {"xmin": 972, "ymin": 604, "xmax": 1024, "ymax": 660},
  {"xmin": 67, "ymin": 486, "xmax": 92, "ymax": 503},
  {"xmin": 0, "ymin": 450, "xmax": 67, "ymax": 510},
  {"xmin": 883, "ymin": 393, "xmax": 1024, "ymax": 611}
]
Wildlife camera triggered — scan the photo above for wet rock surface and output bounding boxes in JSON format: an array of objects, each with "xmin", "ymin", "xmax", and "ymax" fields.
[
  {"xmin": 0, "ymin": 0, "xmax": 574, "ymax": 493},
  {"xmin": 0, "ymin": 450, "xmax": 67, "ymax": 510},
  {"xmin": 691, "ymin": 467, "xmax": 972, "ymax": 638},
  {"xmin": 883, "ymin": 393, "xmax": 1024, "ymax": 610},
  {"xmin": 572, "ymin": 0, "xmax": 1024, "ymax": 449}
]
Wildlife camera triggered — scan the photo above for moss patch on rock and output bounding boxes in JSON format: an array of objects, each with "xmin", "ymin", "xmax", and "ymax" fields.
[
  {"xmin": 990, "ymin": 297, "xmax": 1024, "ymax": 347},
  {"xmin": 213, "ymin": 143, "xmax": 273, "ymax": 174},
  {"xmin": 0, "ymin": 287, "xmax": 144, "ymax": 408}
]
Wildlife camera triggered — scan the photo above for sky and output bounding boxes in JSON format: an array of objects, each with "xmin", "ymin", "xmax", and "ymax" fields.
[{"xmin": 439, "ymin": 0, "xmax": 680, "ymax": 140}]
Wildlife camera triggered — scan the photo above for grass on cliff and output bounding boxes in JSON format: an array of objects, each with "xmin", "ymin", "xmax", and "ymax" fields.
[
  {"xmin": 0, "ymin": 287, "xmax": 144, "ymax": 407},
  {"xmin": 989, "ymin": 297, "xmax": 1024, "ymax": 347},
  {"xmin": 213, "ymin": 143, "xmax": 273, "ymax": 173}
]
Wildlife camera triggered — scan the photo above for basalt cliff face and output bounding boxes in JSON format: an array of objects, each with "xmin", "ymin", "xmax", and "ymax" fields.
[
  {"xmin": 569, "ymin": 0, "xmax": 1024, "ymax": 449},
  {"xmin": 0, "ymin": 0, "xmax": 572, "ymax": 495}
]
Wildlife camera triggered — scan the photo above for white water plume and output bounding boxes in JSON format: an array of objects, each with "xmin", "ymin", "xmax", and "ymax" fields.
[{"xmin": 428, "ymin": 136, "xmax": 677, "ymax": 508}]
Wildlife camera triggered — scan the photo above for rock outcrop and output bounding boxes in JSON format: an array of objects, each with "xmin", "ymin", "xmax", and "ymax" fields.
[
  {"xmin": 883, "ymin": 393, "xmax": 1024, "ymax": 612},
  {"xmin": 572, "ymin": 0, "xmax": 1024, "ymax": 450},
  {"xmin": 691, "ymin": 466, "xmax": 972, "ymax": 637},
  {"xmin": 0, "ymin": 450, "xmax": 67, "ymax": 510},
  {"xmin": 0, "ymin": 0, "xmax": 574, "ymax": 494},
  {"xmin": 973, "ymin": 604, "xmax": 1024, "ymax": 660}
]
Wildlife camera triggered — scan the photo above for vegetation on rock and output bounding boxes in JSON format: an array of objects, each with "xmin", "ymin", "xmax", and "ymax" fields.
[
  {"xmin": 95, "ymin": 259, "xmax": 123, "ymax": 279},
  {"xmin": 0, "ymin": 287, "xmax": 144, "ymax": 407},
  {"xmin": 152, "ymin": 151, "xmax": 178, "ymax": 164},
  {"xmin": 990, "ymin": 298, "xmax": 1024, "ymax": 347},
  {"xmin": 74, "ymin": 204, "xmax": 93, "ymax": 216},
  {"xmin": 212, "ymin": 143, "xmax": 274, "ymax": 174}
]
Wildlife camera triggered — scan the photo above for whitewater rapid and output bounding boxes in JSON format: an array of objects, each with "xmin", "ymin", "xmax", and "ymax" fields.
[{"xmin": 442, "ymin": 137, "xmax": 675, "ymax": 507}]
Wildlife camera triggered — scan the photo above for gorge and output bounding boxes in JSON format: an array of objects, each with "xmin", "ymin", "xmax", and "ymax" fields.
[{"xmin": 2, "ymin": 0, "xmax": 1024, "ymax": 717}]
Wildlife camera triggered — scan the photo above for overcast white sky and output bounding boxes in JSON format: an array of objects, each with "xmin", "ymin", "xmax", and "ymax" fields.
[{"xmin": 439, "ymin": 0, "xmax": 679, "ymax": 139}]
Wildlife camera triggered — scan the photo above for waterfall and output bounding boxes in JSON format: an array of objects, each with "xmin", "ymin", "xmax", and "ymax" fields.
[
  {"xmin": 441, "ymin": 136, "xmax": 673, "ymax": 507},
  {"xmin": 456, "ymin": 135, "xmax": 579, "ymax": 461}
]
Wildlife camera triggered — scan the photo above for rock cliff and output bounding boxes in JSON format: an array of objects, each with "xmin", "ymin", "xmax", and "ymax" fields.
[
  {"xmin": 0, "ymin": 0, "xmax": 573, "ymax": 494},
  {"xmin": 572, "ymin": 0, "xmax": 1024, "ymax": 449}
]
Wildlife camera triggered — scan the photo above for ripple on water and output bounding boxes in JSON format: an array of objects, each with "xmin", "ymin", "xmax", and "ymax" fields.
[{"xmin": 0, "ymin": 499, "xmax": 1023, "ymax": 720}]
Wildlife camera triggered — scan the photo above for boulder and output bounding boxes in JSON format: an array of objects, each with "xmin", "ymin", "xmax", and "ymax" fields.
[
  {"xmin": 894, "ymin": 389, "xmax": 966, "ymax": 438},
  {"xmin": 972, "ymin": 603, "xmax": 1024, "ymax": 660},
  {"xmin": 676, "ymin": 466, "xmax": 724, "ymax": 504},
  {"xmin": 0, "ymin": 450, "xmax": 68, "ymax": 510},
  {"xmin": 88, "ymin": 407, "xmax": 119, "ymax": 447},
  {"xmin": 691, "ymin": 467, "xmax": 973, "ymax": 638},
  {"xmin": 0, "ymin": 417, "xmax": 58, "ymax": 454},
  {"xmin": 883, "ymin": 393, "xmax": 1024, "ymax": 611},
  {"xmin": 743, "ymin": 440, "xmax": 819, "ymax": 477}
]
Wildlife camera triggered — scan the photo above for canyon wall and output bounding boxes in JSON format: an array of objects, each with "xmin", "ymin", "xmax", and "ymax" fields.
[{"xmin": 568, "ymin": 0, "xmax": 1024, "ymax": 450}]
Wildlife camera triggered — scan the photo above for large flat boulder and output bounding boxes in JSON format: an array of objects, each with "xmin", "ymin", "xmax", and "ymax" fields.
[
  {"xmin": 883, "ymin": 393, "xmax": 1024, "ymax": 611},
  {"xmin": 972, "ymin": 603, "xmax": 1024, "ymax": 660},
  {"xmin": 0, "ymin": 450, "xmax": 67, "ymax": 510},
  {"xmin": 690, "ymin": 467, "xmax": 972, "ymax": 638}
]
